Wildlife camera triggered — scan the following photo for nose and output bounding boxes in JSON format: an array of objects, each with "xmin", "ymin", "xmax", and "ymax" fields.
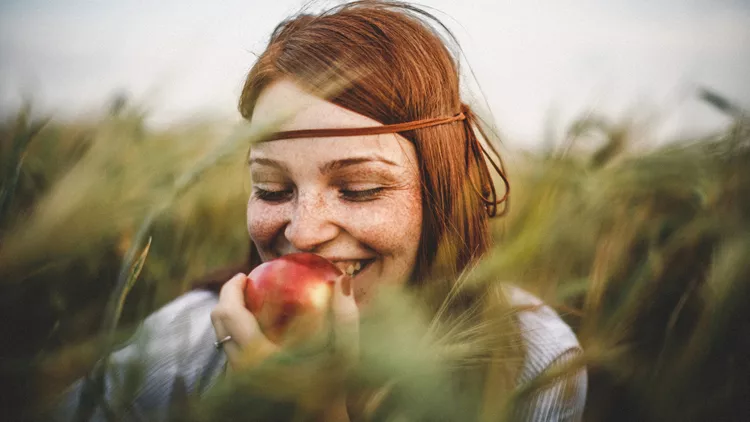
[{"xmin": 283, "ymin": 190, "xmax": 340, "ymax": 252}]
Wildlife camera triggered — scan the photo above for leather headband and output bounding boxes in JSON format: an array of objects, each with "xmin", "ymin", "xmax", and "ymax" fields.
[
  {"xmin": 262, "ymin": 112, "xmax": 466, "ymax": 141},
  {"xmin": 260, "ymin": 107, "xmax": 509, "ymax": 217}
]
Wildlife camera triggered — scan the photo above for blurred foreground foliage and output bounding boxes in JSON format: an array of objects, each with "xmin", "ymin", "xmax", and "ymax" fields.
[
  {"xmin": 0, "ymin": 104, "xmax": 251, "ymax": 419},
  {"xmin": 1, "ymin": 91, "xmax": 748, "ymax": 421}
]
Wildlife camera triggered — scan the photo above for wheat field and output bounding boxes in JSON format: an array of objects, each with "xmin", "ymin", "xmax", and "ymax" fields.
[{"xmin": 1, "ymin": 89, "xmax": 748, "ymax": 421}]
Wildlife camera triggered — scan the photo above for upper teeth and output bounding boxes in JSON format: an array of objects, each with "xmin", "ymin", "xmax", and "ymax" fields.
[{"xmin": 345, "ymin": 261, "xmax": 363, "ymax": 276}]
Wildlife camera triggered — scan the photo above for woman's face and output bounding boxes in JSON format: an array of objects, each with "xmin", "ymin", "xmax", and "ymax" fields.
[{"xmin": 247, "ymin": 80, "xmax": 423, "ymax": 304}]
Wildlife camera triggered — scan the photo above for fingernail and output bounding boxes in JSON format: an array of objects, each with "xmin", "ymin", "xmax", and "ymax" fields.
[{"xmin": 342, "ymin": 277, "xmax": 352, "ymax": 296}]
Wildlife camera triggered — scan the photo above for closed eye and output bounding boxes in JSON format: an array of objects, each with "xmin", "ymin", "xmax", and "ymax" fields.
[
  {"xmin": 253, "ymin": 187, "xmax": 293, "ymax": 203},
  {"xmin": 340, "ymin": 187, "xmax": 384, "ymax": 202}
]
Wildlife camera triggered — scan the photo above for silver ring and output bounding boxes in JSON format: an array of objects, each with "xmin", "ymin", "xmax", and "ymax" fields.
[{"xmin": 214, "ymin": 335, "xmax": 232, "ymax": 350}]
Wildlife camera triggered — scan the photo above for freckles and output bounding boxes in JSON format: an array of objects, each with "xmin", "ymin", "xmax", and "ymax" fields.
[
  {"xmin": 246, "ymin": 201, "xmax": 286, "ymax": 244},
  {"xmin": 356, "ymin": 187, "xmax": 422, "ymax": 251},
  {"xmin": 399, "ymin": 188, "xmax": 424, "ymax": 244}
]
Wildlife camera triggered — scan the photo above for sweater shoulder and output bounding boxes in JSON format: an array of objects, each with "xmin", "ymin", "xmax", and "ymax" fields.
[
  {"xmin": 54, "ymin": 290, "xmax": 225, "ymax": 421},
  {"xmin": 505, "ymin": 285, "xmax": 582, "ymax": 384},
  {"xmin": 111, "ymin": 289, "xmax": 224, "ymax": 401}
]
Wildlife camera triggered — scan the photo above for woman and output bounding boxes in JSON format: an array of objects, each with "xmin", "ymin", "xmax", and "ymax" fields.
[{"xmin": 57, "ymin": 1, "xmax": 585, "ymax": 421}]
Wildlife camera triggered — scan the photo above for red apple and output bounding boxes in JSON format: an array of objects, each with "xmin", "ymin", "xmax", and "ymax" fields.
[{"xmin": 244, "ymin": 253, "xmax": 343, "ymax": 344}]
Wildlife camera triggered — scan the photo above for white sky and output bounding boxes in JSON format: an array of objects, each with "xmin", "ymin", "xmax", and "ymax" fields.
[{"xmin": 1, "ymin": 0, "xmax": 749, "ymax": 148}]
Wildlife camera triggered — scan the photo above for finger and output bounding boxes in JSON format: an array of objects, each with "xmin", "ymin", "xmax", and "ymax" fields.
[
  {"xmin": 211, "ymin": 301, "xmax": 257, "ymax": 348},
  {"xmin": 213, "ymin": 274, "xmax": 256, "ymax": 347},
  {"xmin": 330, "ymin": 274, "xmax": 359, "ymax": 359},
  {"xmin": 212, "ymin": 274, "xmax": 259, "ymax": 356},
  {"xmin": 212, "ymin": 273, "xmax": 280, "ymax": 369},
  {"xmin": 222, "ymin": 319, "xmax": 278, "ymax": 371},
  {"xmin": 331, "ymin": 274, "xmax": 359, "ymax": 325},
  {"xmin": 212, "ymin": 304, "xmax": 278, "ymax": 370},
  {"xmin": 218, "ymin": 272, "xmax": 249, "ymax": 309},
  {"xmin": 210, "ymin": 317, "xmax": 244, "ymax": 365}
]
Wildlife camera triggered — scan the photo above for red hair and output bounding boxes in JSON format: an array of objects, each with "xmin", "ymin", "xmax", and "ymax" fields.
[
  {"xmin": 238, "ymin": 0, "xmax": 509, "ymax": 284},
  {"xmin": 190, "ymin": 4, "xmax": 523, "ymax": 417}
]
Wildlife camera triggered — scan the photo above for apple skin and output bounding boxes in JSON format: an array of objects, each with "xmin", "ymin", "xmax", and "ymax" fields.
[{"xmin": 244, "ymin": 253, "xmax": 343, "ymax": 344}]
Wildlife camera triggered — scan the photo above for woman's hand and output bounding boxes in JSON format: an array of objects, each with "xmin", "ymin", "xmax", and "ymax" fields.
[
  {"xmin": 211, "ymin": 271, "xmax": 359, "ymax": 421},
  {"xmin": 210, "ymin": 271, "xmax": 360, "ymax": 371},
  {"xmin": 210, "ymin": 273, "xmax": 278, "ymax": 370}
]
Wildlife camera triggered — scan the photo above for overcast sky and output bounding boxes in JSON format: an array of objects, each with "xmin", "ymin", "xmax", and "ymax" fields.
[{"xmin": 1, "ymin": 0, "xmax": 749, "ymax": 148}]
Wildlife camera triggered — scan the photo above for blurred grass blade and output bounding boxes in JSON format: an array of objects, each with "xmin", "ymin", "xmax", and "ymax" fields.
[
  {"xmin": 698, "ymin": 88, "xmax": 744, "ymax": 118},
  {"xmin": 73, "ymin": 236, "xmax": 151, "ymax": 421},
  {"xmin": 112, "ymin": 236, "xmax": 151, "ymax": 330},
  {"xmin": 0, "ymin": 111, "xmax": 47, "ymax": 228}
]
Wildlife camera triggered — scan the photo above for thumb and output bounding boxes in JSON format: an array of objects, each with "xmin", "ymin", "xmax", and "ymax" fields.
[{"xmin": 330, "ymin": 274, "xmax": 359, "ymax": 359}]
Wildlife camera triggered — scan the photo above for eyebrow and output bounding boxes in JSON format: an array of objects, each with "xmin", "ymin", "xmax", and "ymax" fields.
[
  {"xmin": 249, "ymin": 155, "xmax": 399, "ymax": 174},
  {"xmin": 319, "ymin": 156, "xmax": 399, "ymax": 173},
  {"xmin": 248, "ymin": 157, "xmax": 290, "ymax": 172}
]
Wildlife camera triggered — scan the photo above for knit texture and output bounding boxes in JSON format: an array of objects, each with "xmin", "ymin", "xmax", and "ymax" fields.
[{"xmin": 56, "ymin": 287, "xmax": 586, "ymax": 421}]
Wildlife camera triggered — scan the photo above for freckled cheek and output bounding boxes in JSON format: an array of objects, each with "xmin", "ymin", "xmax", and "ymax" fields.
[
  {"xmin": 246, "ymin": 200, "xmax": 287, "ymax": 247},
  {"xmin": 346, "ymin": 191, "xmax": 422, "ymax": 254}
]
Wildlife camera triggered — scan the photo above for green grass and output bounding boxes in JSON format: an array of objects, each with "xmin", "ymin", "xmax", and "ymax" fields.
[{"xmin": 1, "ymin": 90, "xmax": 748, "ymax": 421}]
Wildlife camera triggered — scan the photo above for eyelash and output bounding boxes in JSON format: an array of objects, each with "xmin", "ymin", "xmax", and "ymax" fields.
[
  {"xmin": 253, "ymin": 187, "xmax": 384, "ymax": 203},
  {"xmin": 339, "ymin": 187, "xmax": 384, "ymax": 202},
  {"xmin": 253, "ymin": 188, "xmax": 293, "ymax": 203}
]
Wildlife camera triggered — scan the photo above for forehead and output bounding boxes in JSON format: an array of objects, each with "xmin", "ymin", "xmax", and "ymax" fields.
[{"xmin": 249, "ymin": 79, "xmax": 416, "ymax": 166}]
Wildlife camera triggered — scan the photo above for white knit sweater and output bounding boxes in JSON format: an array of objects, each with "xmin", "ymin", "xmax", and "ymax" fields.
[{"xmin": 55, "ymin": 287, "xmax": 586, "ymax": 421}]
